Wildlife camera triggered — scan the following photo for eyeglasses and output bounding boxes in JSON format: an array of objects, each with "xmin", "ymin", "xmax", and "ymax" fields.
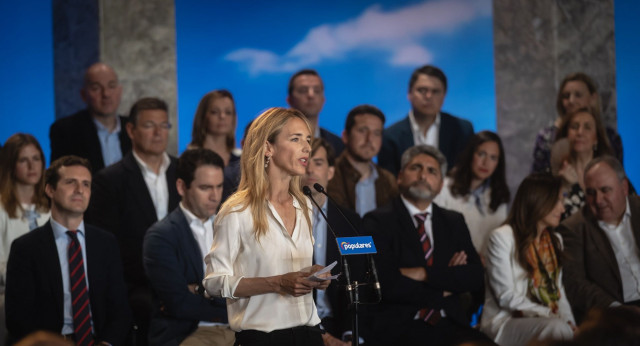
[{"xmin": 138, "ymin": 122, "xmax": 172, "ymax": 130}]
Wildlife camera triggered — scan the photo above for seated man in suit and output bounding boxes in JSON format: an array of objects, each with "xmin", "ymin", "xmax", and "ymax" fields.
[
  {"xmin": 287, "ymin": 69, "xmax": 344, "ymax": 155},
  {"xmin": 50, "ymin": 62, "xmax": 131, "ymax": 172},
  {"xmin": 378, "ymin": 65, "xmax": 474, "ymax": 175},
  {"xmin": 302, "ymin": 138, "xmax": 365, "ymax": 345},
  {"xmin": 363, "ymin": 145, "xmax": 490, "ymax": 346},
  {"xmin": 6, "ymin": 155, "xmax": 131, "ymax": 345},
  {"xmin": 143, "ymin": 148, "xmax": 233, "ymax": 345},
  {"xmin": 86, "ymin": 97, "xmax": 180, "ymax": 345},
  {"xmin": 327, "ymin": 104, "xmax": 398, "ymax": 217},
  {"xmin": 558, "ymin": 156, "xmax": 640, "ymax": 322}
]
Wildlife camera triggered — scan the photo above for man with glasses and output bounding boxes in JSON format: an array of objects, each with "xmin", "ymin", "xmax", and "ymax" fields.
[{"xmin": 86, "ymin": 97, "xmax": 180, "ymax": 345}]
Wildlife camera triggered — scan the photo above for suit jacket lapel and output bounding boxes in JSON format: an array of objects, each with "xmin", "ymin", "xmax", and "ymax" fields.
[
  {"xmin": 400, "ymin": 117, "xmax": 414, "ymax": 153},
  {"xmin": 81, "ymin": 111, "xmax": 105, "ymax": 170},
  {"xmin": 175, "ymin": 209, "xmax": 205, "ymax": 279},
  {"xmin": 584, "ymin": 208, "xmax": 623, "ymax": 285},
  {"xmin": 393, "ymin": 198, "xmax": 424, "ymax": 262},
  {"xmin": 40, "ymin": 222, "xmax": 65, "ymax": 318},
  {"xmin": 123, "ymin": 153, "xmax": 158, "ymax": 224},
  {"xmin": 629, "ymin": 196, "xmax": 640, "ymax": 253},
  {"xmin": 166, "ymin": 158, "xmax": 180, "ymax": 211}
]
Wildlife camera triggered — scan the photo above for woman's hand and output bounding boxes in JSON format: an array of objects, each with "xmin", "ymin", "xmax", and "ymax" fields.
[
  {"xmin": 558, "ymin": 160, "xmax": 578, "ymax": 185},
  {"xmin": 278, "ymin": 271, "xmax": 316, "ymax": 296}
]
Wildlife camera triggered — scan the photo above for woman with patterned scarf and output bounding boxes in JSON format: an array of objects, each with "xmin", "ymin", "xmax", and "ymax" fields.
[{"xmin": 480, "ymin": 174, "xmax": 576, "ymax": 346}]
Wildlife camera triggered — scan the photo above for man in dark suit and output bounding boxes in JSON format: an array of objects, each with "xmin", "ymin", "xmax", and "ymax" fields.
[
  {"xmin": 302, "ymin": 138, "xmax": 365, "ymax": 345},
  {"xmin": 143, "ymin": 148, "xmax": 233, "ymax": 345},
  {"xmin": 287, "ymin": 69, "xmax": 345, "ymax": 156},
  {"xmin": 378, "ymin": 65, "xmax": 474, "ymax": 175},
  {"xmin": 86, "ymin": 97, "xmax": 180, "ymax": 345},
  {"xmin": 50, "ymin": 63, "xmax": 131, "ymax": 172},
  {"xmin": 363, "ymin": 145, "xmax": 489, "ymax": 346},
  {"xmin": 6, "ymin": 155, "xmax": 131, "ymax": 345},
  {"xmin": 558, "ymin": 156, "xmax": 640, "ymax": 323}
]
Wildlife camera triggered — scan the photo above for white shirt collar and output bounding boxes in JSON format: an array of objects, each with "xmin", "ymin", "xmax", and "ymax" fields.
[
  {"xmin": 408, "ymin": 110, "xmax": 441, "ymax": 134},
  {"xmin": 132, "ymin": 150, "xmax": 171, "ymax": 175},
  {"xmin": 180, "ymin": 202, "xmax": 215, "ymax": 225}
]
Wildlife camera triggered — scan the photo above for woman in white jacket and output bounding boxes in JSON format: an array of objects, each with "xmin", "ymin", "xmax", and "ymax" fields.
[{"xmin": 481, "ymin": 174, "xmax": 575, "ymax": 346}]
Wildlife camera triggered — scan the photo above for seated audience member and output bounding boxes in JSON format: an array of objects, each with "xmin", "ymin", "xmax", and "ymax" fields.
[
  {"xmin": 481, "ymin": 174, "xmax": 575, "ymax": 346},
  {"xmin": 558, "ymin": 156, "xmax": 640, "ymax": 323},
  {"xmin": 378, "ymin": 65, "xmax": 474, "ymax": 175},
  {"xmin": 327, "ymin": 105, "xmax": 397, "ymax": 217},
  {"xmin": 50, "ymin": 62, "xmax": 131, "ymax": 172},
  {"xmin": 531, "ymin": 72, "xmax": 623, "ymax": 174},
  {"xmin": 6, "ymin": 156, "xmax": 131, "ymax": 345},
  {"xmin": 189, "ymin": 90, "xmax": 241, "ymax": 202},
  {"xmin": 572, "ymin": 306, "xmax": 640, "ymax": 346},
  {"xmin": 286, "ymin": 69, "xmax": 344, "ymax": 155},
  {"xmin": 364, "ymin": 145, "xmax": 490, "ymax": 346},
  {"xmin": 554, "ymin": 108, "xmax": 613, "ymax": 220},
  {"xmin": 434, "ymin": 131, "xmax": 510, "ymax": 256},
  {"xmin": 86, "ymin": 97, "xmax": 180, "ymax": 345},
  {"xmin": 0, "ymin": 134, "xmax": 51, "ymax": 342},
  {"xmin": 302, "ymin": 138, "xmax": 365, "ymax": 345},
  {"xmin": 143, "ymin": 149, "xmax": 233, "ymax": 345}
]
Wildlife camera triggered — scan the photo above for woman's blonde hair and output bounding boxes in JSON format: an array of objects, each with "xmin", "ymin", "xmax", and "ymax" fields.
[{"xmin": 217, "ymin": 107, "xmax": 312, "ymax": 240}]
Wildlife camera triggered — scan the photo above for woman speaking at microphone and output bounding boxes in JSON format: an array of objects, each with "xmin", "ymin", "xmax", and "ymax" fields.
[{"xmin": 204, "ymin": 107, "xmax": 330, "ymax": 346}]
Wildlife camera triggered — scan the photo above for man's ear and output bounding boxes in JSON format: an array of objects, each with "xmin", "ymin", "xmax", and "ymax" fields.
[
  {"xmin": 342, "ymin": 130, "xmax": 348, "ymax": 145},
  {"xmin": 176, "ymin": 178, "xmax": 186, "ymax": 198},
  {"xmin": 45, "ymin": 184, "xmax": 54, "ymax": 199},
  {"xmin": 328, "ymin": 166, "xmax": 335, "ymax": 181},
  {"xmin": 126, "ymin": 122, "xmax": 135, "ymax": 140}
]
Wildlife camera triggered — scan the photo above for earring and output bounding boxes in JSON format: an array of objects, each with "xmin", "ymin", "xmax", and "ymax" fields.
[{"xmin": 265, "ymin": 155, "xmax": 271, "ymax": 168}]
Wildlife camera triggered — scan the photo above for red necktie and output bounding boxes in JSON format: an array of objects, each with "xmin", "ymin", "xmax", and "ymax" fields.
[
  {"xmin": 67, "ymin": 230, "xmax": 94, "ymax": 346},
  {"xmin": 414, "ymin": 214, "xmax": 440, "ymax": 325}
]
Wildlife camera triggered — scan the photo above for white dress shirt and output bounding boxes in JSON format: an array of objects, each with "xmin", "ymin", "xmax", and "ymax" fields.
[
  {"xmin": 132, "ymin": 151, "xmax": 171, "ymax": 220},
  {"xmin": 203, "ymin": 197, "xmax": 321, "ymax": 332},
  {"xmin": 408, "ymin": 110, "xmax": 440, "ymax": 148},
  {"xmin": 598, "ymin": 198, "xmax": 640, "ymax": 302}
]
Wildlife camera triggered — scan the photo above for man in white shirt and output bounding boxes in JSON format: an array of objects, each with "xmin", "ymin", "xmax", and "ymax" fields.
[
  {"xmin": 144, "ymin": 148, "xmax": 234, "ymax": 345},
  {"xmin": 559, "ymin": 155, "xmax": 640, "ymax": 322},
  {"xmin": 87, "ymin": 97, "xmax": 180, "ymax": 345}
]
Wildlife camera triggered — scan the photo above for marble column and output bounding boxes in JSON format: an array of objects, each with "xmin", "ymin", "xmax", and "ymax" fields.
[
  {"xmin": 53, "ymin": 0, "xmax": 178, "ymax": 155},
  {"xmin": 493, "ymin": 0, "xmax": 616, "ymax": 192}
]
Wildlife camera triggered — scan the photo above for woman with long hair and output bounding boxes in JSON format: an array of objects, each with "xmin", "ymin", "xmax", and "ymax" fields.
[
  {"xmin": 435, "ymin": 131, "xmax": 510, "ymax": 256},
  {"xmin": 481, "ymin": 174, "xmax": 575, "ymax": 346},
  {"xmin": 203, "ymin": 108, "xmax": 329, "ymax": 345},
  {"xmin": 531, "ymin": 72, "xmax": 623, "ymax": 173},
  {"xmin": 190, "ymin": 90, "xmax": 241, "ymax": 201}
]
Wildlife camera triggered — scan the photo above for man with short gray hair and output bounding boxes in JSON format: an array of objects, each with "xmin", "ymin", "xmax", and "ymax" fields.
[{"xmin": 559, "ymin": 156, "xmax": 640, "ymax": 323}]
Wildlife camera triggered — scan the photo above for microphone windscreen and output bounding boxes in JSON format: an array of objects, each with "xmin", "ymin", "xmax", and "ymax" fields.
[
  {"xmin": 313, "ymin": 183, "xmax": 325, "ymax": 193},
  {"xmin": 302, "ymin": 186, "xmax": 313, "ymax": 196}
]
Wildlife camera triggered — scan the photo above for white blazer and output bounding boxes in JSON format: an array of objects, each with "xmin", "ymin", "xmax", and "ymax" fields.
[{"xmin": 480, "ymin": 225, "xmax": 575, "ymax": 341}]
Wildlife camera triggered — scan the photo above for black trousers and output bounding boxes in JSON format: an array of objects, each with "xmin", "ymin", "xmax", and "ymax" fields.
[{"xmin": 234, "ymin": 325, "xmax": 323, "ymax": 346}]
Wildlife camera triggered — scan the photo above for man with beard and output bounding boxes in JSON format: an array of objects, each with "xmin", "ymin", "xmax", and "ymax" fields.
[
  {"xmin": 362, "ymin": 145, "xmax": 490, "ymax": 346},
  {"xmin": 327, "ymin": 105, "xmax": 398, "ymax": 217}
]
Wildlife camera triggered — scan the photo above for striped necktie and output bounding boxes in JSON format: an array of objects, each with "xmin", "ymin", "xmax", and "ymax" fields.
[
  {"xmin": 66, "ymin": 230, "xmax": 94, "ymax": 346},
  {"xmin": 414, "ymin": 213, "xmax": 433, "ymax": 266}
]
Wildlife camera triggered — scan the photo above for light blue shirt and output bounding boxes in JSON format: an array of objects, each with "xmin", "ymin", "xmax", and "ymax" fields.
[
  {"xmin": 51, "ymin": 218, "xmax": 93, "ymax": 335},
  {"xmin": 355, "ymin": 164, "xmax": 379, "ymax": 217},
  {"xmin": 93, "ymin": 116, "xmax": 123, "ymax": 167},
  {"xmin": 312, "ymin": 199, "xmax": 332, "ymax": 319}
]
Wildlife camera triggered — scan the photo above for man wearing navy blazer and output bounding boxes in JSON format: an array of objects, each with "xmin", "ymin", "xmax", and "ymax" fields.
[
  {"xmin": 287, "ymin": 69, "xmax": 345, "ymax": 156},
  {"xmin": 143, "ymin": 149, "xmax": 233, "ymax": 345},
  {"xmin": 86, "ymin": 97, "xmax": 180, "ymax": 345},
  {"xmin": 378, "ymin": 65, "xmax": 474, "ymax": 176},
  {"xmin": 50, "ymin": 63, "xmax": 131, "ymax": 172},
  {"xmin": 6, "ymin": 155, "xmax": 131, "ymax": 345},
  {"xmin": 363, "ymin": 145, "xmax": 490, "ymax": 346}
]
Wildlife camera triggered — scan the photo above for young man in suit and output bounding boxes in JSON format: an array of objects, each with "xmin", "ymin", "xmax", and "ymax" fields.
[
  {"xmin": 287, "ymin": 69, "xmax": 345, "ymax": 156},
  {"xmin": 50, "ymin": 63, "xmax": 131, "ymax": 172},
  {"xmin": 143, "ymin": 148, "xmax": 233, "ymax": 345},
  {"xmin": 378, "ymin": 65, "xmax": 474, "ymax": 176},
  {"xmin": 86, "ymin": 97, "xmax": 180, "ymax": 345},
  {"xmin": 6, "ymin": 155, "xmax": 131, "ymax": 345},
  {"xmin": 558, "ymin": 156, "xmax": 640, "ymax": 322},
  {"xmin": 363, "ymin": 145, "xmax": 490, "ymax": 345}
]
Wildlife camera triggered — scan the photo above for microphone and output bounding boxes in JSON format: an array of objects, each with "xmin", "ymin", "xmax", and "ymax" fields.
[{"xmin": 312, "ymin": 183, "xmax": 382, "ymax": 303}]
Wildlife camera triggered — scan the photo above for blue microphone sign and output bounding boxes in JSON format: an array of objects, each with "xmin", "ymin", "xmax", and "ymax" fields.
[{"xmin": 336, "ymin": 236, "xmax": 377, "ymax": 255}]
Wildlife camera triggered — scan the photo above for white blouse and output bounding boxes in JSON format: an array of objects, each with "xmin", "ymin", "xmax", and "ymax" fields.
[{"xmin": 203, "ymin": 196, "xmax": 321, "ymax": 332}]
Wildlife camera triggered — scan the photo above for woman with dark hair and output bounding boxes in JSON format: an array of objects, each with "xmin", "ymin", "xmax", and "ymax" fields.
[
  {"xmin": 481, "ymin": 174, "xmax": 575, "ymax": 346},
  {"xmin": 190, "ymin": 90, "xmax": 241, "ymax": 201},
  {"xmin": 555, "ymin": 108, "xmax": 613, "ymax": 220},
  {"xmin": 435, "ymin": 130, "xmax": 510, "ymax": 255},
  {"xmin": 203, "ymin": 108, "xmax": 330, "ymax": 345},
  {"xmin": 531, "ymin": 72, "xmax": 623, "ymax": 173}
]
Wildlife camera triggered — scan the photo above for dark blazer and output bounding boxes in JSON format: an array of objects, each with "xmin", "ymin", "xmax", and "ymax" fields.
[
  {"xmin": 378, "ymin": 112, "xmax": 474, "ymax": 176},
  {"xmin": 362, "ymin": 197, "xmax": 483, "ymax": 341},
  {"xmin": 5, "ymin": 222, "xmax": 132, "ymax": 344},
  {"xmin": 50, "ymin": 109, "xmax": 132, "ymax": 172},
  {"xmin": 558, "ymin": 195, "xmax": 640, "ymax": 322},
  {"xmin": 143, "ymin": 208, "xmax": 228, "ymax": 345},
  {"xmin": 320, "ymin": 127, "xmax": 345, "ymax": 157},
  {"xmin": 86, "ymin": 152, "xmax": 180, "ymax": 288}
]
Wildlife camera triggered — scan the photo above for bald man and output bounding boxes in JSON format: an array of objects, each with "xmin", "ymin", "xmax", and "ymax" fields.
[{"xmin": 50, "ymin": 62, "xmax": 132, "ymax": 172}]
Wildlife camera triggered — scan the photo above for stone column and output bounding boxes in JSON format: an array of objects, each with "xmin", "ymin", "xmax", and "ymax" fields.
[
  {"xmin": 493, "ymin": 0, "xmax": 616, "ymax": 192},
  {"xmin": 53, "ymin": 0, "xmax": 178, "ymax": 155}
]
